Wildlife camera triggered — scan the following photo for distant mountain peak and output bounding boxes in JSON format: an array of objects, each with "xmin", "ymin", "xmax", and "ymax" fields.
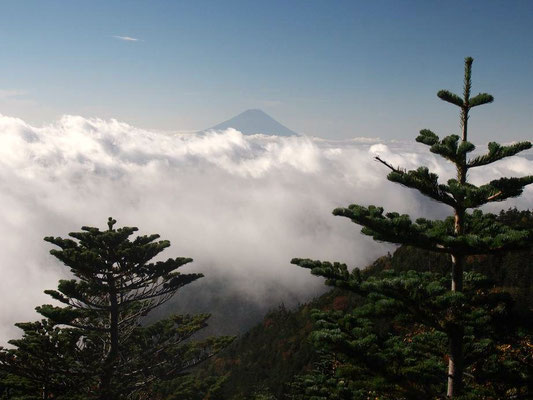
[{"xmin": 207, "ymin": 109, "xmax": 298, "ymax": 136}]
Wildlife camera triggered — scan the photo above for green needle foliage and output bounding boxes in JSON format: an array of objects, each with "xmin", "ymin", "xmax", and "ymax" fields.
[
  {"xmin": 0, "ymin": 319, "xmax": 97, "ymax": 399},
  {"xmin": 0, "ymin": 218, "xmax": 233, "ymax": 400},
  {"xmin": 289, "ymin": 261, "xmax": 532, "ymax": 399},
  {"xmin": 292, "ymin": 57, "xmax": 533, "ymax": 398}
]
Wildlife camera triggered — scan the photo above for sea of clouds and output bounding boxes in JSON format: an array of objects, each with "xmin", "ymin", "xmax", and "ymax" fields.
[{"xmin": 0, "ymin": 113, "xmax": 531, "ymax": 342}]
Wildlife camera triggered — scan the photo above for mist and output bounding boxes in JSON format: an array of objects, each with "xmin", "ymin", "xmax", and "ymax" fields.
[{"xmin": 0, "ymin": 113, "xmax": 531, "ymax": 342}]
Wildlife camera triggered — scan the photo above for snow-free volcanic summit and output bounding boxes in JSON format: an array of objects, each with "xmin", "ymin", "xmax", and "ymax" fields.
[{"xmin": 208, "ymin": 109, "xmax": 298, "ymax": 136}]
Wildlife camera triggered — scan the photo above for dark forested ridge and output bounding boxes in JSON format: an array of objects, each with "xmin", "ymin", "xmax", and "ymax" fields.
[{"xmin": 153, "ymin": 209, "xmax": 533, "ymax": 400}]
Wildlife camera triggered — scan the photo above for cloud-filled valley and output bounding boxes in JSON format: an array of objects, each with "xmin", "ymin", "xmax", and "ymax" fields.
[{"xmin": 0, "ymin": 113, "xmax": 531, "ymax": 342}]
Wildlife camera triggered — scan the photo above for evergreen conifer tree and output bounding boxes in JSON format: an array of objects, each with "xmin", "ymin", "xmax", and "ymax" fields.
[
  {"xmin": 1, "ymin": 218, "xmax": 233, "ymax": 399},
  {"xmin": 292, "ymin": 57, "xmax": 533, "ymax": 398}
]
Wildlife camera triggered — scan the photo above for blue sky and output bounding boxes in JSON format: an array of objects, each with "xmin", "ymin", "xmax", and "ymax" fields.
[{"xmin": 1, "ymin": 0, "xmax": 533, "ymax": 141}]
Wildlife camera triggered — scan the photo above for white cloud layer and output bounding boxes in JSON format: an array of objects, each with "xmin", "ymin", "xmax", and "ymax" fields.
[{"xmin": 0, "ymin": 114, "xmax": 531, "ymax": 342}]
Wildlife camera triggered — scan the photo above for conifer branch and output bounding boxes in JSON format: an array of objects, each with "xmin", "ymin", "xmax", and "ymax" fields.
[
  {"xmin": 480, "ymin": 176, "xmax": 533, "ymax": 205},
  {"xmin": 416, "ymin": 129, "xmax": 439, "ymax": 147},
  {"xmin": 374, "ymin": 156, "xmax": 401, "ymax": 173},
  {"xmin": 469, "ymin": 93, "xmax": 494, "ymax": 108},
  {"xmin": 486, "ymin": 191, "xmax": 503, "ymax": 202},
  {"xmin": 333, "ymin": 205, "xmax": 533, "ymax": 255},
  {"xmin": 375, "ymin": 156, "xmax": 457, "ymax": 207},
  {"xmin": 467, "ymin": 141, "xmax": 532, "ymax": 168},
  {"xmin": 437, "ymin": 90, "xmax": 464, "ymax": 107}
]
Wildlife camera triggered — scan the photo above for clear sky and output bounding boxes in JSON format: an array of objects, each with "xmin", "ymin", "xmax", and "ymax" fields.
[{"xmin": 1, "ymin": 0, "xmax": 533, "ymax": 141}]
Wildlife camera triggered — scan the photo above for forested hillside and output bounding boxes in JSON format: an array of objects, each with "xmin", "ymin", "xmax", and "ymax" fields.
[{"xmin": 153, "ymin": 209, "xmax": 533, "ymax": 400}]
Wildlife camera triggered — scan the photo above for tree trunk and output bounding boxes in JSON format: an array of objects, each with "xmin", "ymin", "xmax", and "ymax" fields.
[
  {"xmin": 448, "ymin": 192, "xmax": 466, "ymax": 397},
  {"xmin": 99, "ymin": 277, "xmax": 120, "ymax": 400},
  {"xmin": 447, "ymin": 253, "xmax": 464, "ymax": 397},
  {"xmin": 447, "ymin": 59, "xmax": 471, "ymax": 397}
]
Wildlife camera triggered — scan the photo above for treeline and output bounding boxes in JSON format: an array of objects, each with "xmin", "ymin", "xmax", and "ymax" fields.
[{"xmin": 0, "ymin": 57, "xmax": 532, "ymax": 399}]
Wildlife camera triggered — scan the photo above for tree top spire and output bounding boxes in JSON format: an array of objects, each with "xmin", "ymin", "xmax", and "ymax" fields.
[{"xmin": 107, "ymin": 217, "xmax": 117, "ymax": 231}]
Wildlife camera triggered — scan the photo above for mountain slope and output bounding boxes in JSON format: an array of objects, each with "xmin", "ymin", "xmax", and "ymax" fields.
[
  {"xmin": 153, "ymin": 209, "xmax": 533, "ymax": 399},
  {"xmin": 208, "ymin": 109, "xmax": 298, "ymax": 136}
]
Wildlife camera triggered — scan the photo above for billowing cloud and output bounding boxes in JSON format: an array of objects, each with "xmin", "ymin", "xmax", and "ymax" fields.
[{"xmin": 0, "ymin": 114, "xmax": 531, "ymax": 342}]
